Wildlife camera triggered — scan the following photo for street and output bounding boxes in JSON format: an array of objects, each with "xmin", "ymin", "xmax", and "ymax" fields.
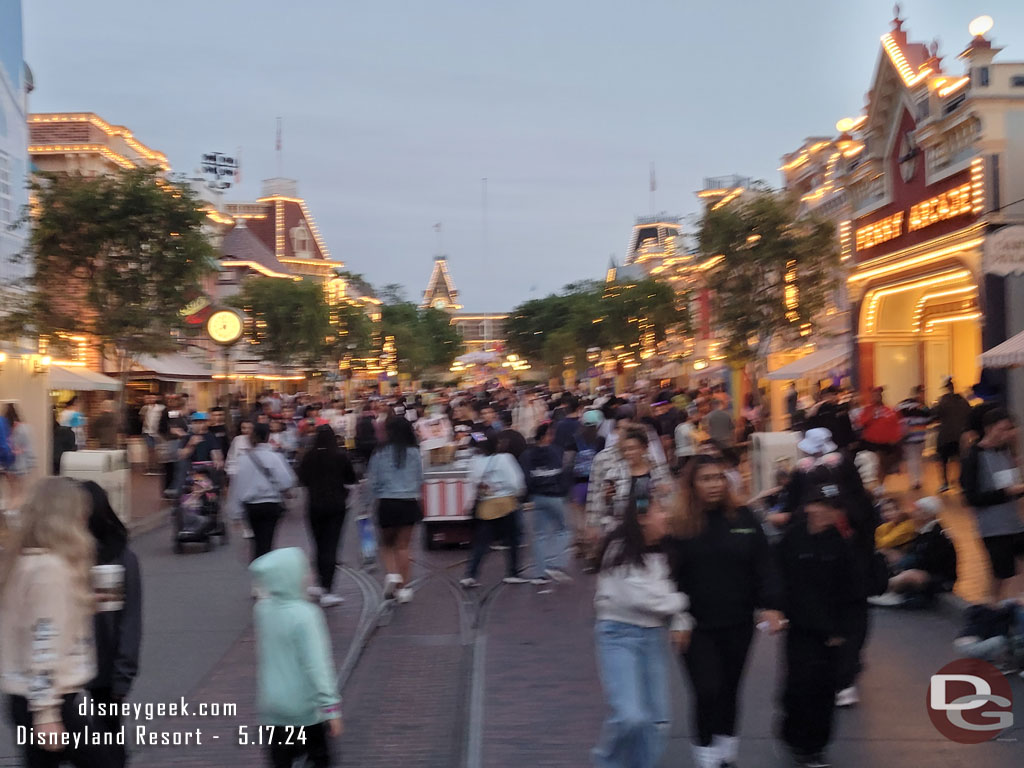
[{"xmin": 1, "ymin": 488, "xmax": 1021, "ymax": 768}]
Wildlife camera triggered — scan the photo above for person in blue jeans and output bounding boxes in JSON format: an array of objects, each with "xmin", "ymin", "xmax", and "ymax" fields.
[
  {"xmin": 592, "ymin": 492, "xmax": 691, "ymax": 768},
  {"xmin": 520, "ymin": 422, "xmax": 573, "ymax": 585}
]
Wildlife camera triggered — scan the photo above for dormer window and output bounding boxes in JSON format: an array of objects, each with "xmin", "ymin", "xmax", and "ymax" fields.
[
  {"xmin": 290, "ymin": 219, "xmax": 313, "ymax": 259},
  {"xmin": 976, "ymin": 67, "xmax": 990, "ymax": 87}
]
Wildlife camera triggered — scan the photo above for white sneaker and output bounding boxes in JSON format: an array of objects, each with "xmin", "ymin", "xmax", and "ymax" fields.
[
  {"xmin": 242, "ymin": 525, "xmax": 254, "ymax": 539},
  {"xmin": 307, "ymin": 585, "xmax": 325, "ymax": 598},
  {"xmin": 459, "ymin": 577, "xmax": 480, "ymax": 589},
  {"xmin": 835, "ymin": 686, "xmax": 859, "ymax": 707},
  {"xmin": 319, "ymin": 594, "xmax": 345, "ymax": 608},
  {"xmin": 396, "ymin": 587, "xmax": 413, "ymax": 604},
  {"xmin": 530, "ymin": 576, "xmax": 552, "ymax": 586},
  {"xmin": 502, "ymin": 576, "xmax": 529, "ymax": 584},
  {"xmin": 383, "ymin": 573, "xmax": 402, "ymax": 599},
  {"xmin": 713, "ymin": 734, "xmax": 738, "ymax": 765},
  {"xmin": 691, "ymin": 744, "xmax": 718, "ymax": 768},
  {"xmin": 545, "ymin": 568, "xmax": 573, "ymax": 584},
  {"xmin": 867, "ymin": 591, "xmax": 904, "ymax": 607}
]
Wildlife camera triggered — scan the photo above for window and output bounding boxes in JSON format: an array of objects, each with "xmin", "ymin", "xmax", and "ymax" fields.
[
  {"xmin": 943, "ymin": 93, "xmax": 966, "ymax": 115},
  {"xmin": 916, "ymin": 97, "xmax": 930, "ymax": 120},
  {"xmin": 1012, "ymin": 75, "xmax": 1024, "ymax": 87},
  {"xmin": 977, "ymin": 67, "xmax": 990, "ymax": 87},
  {"xmin": 0, "ymin": 150, "xmax": 10, "ymax": 226}
]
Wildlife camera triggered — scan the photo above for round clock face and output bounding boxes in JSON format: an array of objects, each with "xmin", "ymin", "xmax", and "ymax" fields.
[
  {"xmin": 207, "ymin": 309, "xmax": 244, "ymax": 345},
  {"xmin": 898, "ymin": 132, "xmax": 918, "ymax": 183},
  {"xmin": 432, "ymin": 298, "xmax": 447, "ymax": 310}
]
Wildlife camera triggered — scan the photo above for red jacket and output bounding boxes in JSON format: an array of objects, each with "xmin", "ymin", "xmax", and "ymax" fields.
[{"xmin": 857, "ymin": 405, "xmax": 902, "ymax": 445}]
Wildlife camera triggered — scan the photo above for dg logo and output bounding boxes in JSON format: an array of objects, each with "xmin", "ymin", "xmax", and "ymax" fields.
[{"xmin": 927, "ymin": 659, "xmax": 1014, "ymax": 744}]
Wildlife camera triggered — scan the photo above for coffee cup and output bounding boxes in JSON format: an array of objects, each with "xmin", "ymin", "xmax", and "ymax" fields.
[{"xmin": 91, "ymin": 564, "xmax": 125, "ymax": 612}]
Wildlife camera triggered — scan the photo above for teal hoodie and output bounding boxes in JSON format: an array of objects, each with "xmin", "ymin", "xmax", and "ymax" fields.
[{"xmin": 249, "ymin": 548, "xmax": 342, "ymax": 726}]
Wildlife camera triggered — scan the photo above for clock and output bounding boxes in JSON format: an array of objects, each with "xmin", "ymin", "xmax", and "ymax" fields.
[
  {"xmin": 206, "ymin": 308, "xmax": 244, "ymax": 346},
  {"xmin": 898, "ymin": 131, "xmax": 919, "ymax": 183}
]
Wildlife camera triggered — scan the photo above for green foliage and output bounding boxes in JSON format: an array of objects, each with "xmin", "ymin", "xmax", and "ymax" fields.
[
  {"xmin": 234, "ymin": 277, "xmax": 331, "ymax": 368},
  {"xmin": 4, "ymin": 167, "xmax": 216, "ymax": 362},
  {"xmin": 380, "ymin": 302, "xmax": 462, "ymax": 377},
  {"xmin": 698, "ymin": 191, "xmax": 839, "ymax": 365},
  {"xmin": 505, "ymin": 278, "xmax": 681, "ymax": 374},
  {"xmin": 330, "ymin": 301, "xmax": 376, "ymax": 362}
]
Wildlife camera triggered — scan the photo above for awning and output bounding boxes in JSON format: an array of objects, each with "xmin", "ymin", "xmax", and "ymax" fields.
[
  {"xmin": 130, "ymin": 354, "xmax": 213, "ymax": 382},
  {"xmin": 980, "ymin": 330, "xmax": 1024, "ymax": 368},
  {"xmin": 765, "ymin": 343, "xmax": 851, "ymax": 381},
  {"xmin": 49, "ymin": 366, "xmax": 122, "ymax": 392}
]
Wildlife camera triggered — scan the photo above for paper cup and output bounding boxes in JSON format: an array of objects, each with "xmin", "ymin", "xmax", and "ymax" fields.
[{"xmin": 91, "ymin": 564, "xmax": 125, "ymax": 612}]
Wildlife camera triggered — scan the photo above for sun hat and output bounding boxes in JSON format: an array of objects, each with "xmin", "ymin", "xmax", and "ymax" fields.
[{"xmin": 797, "ymin": 427, "xmax": 837, "ymax": 456}]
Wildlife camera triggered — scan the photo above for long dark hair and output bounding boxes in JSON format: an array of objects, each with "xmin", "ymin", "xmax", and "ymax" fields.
[
  {"xmin": 4, "ymin": 403, "xmax": 19, "ymax": 425},
  {"xmin": 383, "ymin": 416, "xmax": 418, "ymax": 468},
  {"xmin": 598, "ymin": 494, "xmax": 651, "ymax": 571},
  {"xmin": 81, "ymin": 480, "xmax": 128, "ymax": 564},
  {"xmin": 672, "ymin": 453, "xmax": 738, "ymax": 538}
]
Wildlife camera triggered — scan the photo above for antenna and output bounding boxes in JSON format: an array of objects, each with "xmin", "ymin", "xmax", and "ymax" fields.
[
  {"xmin": 434, "ymin": 222, "xmax": 443, "ymax": 254},
  {"xmin": 275, "ymin": 117, "xmax": 283, "ymax": 177},
  {"xmin": 649, "ymin": 163, "xmax": 657, "ymax": 215},
  {"xmin": 482, "ymin": 177, "xmax": 489, "ymax": 266}
]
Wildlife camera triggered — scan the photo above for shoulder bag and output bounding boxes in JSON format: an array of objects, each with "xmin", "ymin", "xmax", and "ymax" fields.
[{"xmin": 475, "ymin": 456, "xmax": 518, "ymax": 521}]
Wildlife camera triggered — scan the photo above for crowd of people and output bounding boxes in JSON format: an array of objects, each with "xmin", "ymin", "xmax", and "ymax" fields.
[{"xmin": 0, "ymin": 374, "xmax": 1021, "ymax": 768}]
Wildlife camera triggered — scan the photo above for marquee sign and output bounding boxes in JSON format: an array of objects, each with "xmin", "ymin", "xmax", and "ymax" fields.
[{"xmin": 856, "ymin": 184, "xmax": 977, "ymax": 251}]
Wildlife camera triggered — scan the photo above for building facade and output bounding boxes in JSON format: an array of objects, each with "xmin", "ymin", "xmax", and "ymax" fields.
[
  {"xmin": 838, "ymin": 14, "xmax": 1024, "ymax": 405},
  {"xmin": 419, "ymin": 255, "xmax": 506, "ymax": 352},
  {"xmin": 0, "ymin": 0, "xmax": 29, "ymax": 288}
]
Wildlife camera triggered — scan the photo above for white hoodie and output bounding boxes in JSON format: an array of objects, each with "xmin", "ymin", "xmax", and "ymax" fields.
[{"xmin": 594, "ymin": 541, "xmax": 692, "ymax": 632}]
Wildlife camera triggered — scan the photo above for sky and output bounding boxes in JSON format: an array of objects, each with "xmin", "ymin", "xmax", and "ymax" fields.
[{"xmin": 21, "ymin": 0, "xmax": 1024, "ymax": 311}]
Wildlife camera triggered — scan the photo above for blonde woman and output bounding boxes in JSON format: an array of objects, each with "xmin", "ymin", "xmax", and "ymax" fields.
[{"xmin": 0, "ymin": 477, "xmax": 108, "ymax": 766}]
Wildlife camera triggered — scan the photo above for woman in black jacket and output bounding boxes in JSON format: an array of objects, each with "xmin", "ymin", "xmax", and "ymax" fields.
[
  {"xmin": 297, "ymin": 425, "xmax": 357, "ymax": 607},
  {"xmin": 665, "ymin": 454, "xmax": 785, "ymax": 768},
  {"xmin": 82, "ymin": 481, "xmax": 142, "ymax": 768}
]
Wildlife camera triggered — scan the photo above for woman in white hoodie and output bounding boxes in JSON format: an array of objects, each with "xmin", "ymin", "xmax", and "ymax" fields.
[{"xmin": 592, "ymin": 491, "xmax": 691, "ymax": 768}]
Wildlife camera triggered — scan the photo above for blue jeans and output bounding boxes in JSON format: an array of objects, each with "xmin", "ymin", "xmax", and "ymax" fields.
[
  {"xmin": 592, "ymin": 620, "xmax": 671, "ymax": 768},
  {"xmin": 529, "ymin": 495, "xmax": 570, "ymax": 577}
]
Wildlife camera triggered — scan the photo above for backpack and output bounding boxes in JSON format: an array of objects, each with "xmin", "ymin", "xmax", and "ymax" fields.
[{"xmin": 573, "ymin": 435, "xmax": 599, "ymax": 479}]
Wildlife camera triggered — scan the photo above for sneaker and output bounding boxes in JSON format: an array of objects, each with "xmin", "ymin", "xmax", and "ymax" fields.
[
  {"xmin": 792, "ymin": 751, "xmax": 831, "ymax": 768},
  {"xmin": 502, "ymin": 576, "xmax": 529, "ymax": 584},
  {"xmin": 459, "ymin": 577, "xmax": 480, "ymax": 589},
  {"xmin": 835, "ymin": 686, "xmax": 859, "ymax": 707},
  {"xmin": 383, "ymin": 573, "xmax": 402, "ymax": 599},
  {"xmin": 530, "ymin": 576, "xmax": 552, "ymax": 586},
  {"xmin": 867, "ymin": 591, "xmax": 905, "ymax": 607},
  {"xmin": 319, "ymin": 594, "xmax": 345, "ymax": 608},
  {"xmin": 242, "ymin": 525, "xmax": 254, "ymax": 539},
  {"xmin": 491, "ymin": 544, "xmax": 510, "ymax": 551},
  {"xmin": 545, "ymin": 568, "xmax": 573, "ymax": 584},
  {"xmin": 396, "ymin": 587, "xmax": 414, "ymax": 604},
  {"xmin": 307, "ymin": 585, "xmax": 325, "ymax": 599}
]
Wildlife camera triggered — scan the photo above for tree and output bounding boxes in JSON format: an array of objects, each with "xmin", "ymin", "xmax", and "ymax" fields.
[
  {"xmin": 330, "ymin": 302, "xmax": 376, "ymax": 363},
  {"xmin": 378, "ymin": 283, "xmax": 408, "ymax": 305},
  {"xmin": 233, "ymin": 277, "xmax": 331, "ymax": 368},
  {"xmin": 3, "ymin": 166, "xmax": 216, "ymax": 373},
  {"xmin": 505, "ymin": 278, "xmax": 682, "ymax": 375},
  {"xmin": 697, "ymin": 191, "xmax": 839, "ymax": 366},
  {"xmin": 380, "ymin": 301, "xmax": 461, "ymax": 377}
]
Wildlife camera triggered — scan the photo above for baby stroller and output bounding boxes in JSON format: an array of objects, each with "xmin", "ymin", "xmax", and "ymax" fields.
[{"xmin": 171, "ymin": 461, "xmax": 229, "ymax": 553}]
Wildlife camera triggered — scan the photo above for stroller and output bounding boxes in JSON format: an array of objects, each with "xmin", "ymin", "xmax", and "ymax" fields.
[{"xmin": 171, "ymin": 461, "xmax": 229, "ymax": 553}]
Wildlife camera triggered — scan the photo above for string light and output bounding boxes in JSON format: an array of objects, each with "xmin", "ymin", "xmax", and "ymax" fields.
[
  {"xmin": 849, "ymin": 235, "xmax": 985, "ymax": 284},
  {"xmin": 863, "ymin": 269, "xmax": 972, "ymax": 334},
  {"xmin": 881, "ymin": 33, "xmax": 933, "ymax": 87}
]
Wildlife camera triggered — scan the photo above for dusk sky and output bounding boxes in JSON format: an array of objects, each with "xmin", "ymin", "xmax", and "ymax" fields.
[{"xmin": 22, "ymin": 1, "xmax": 1024, "ymax": 311}]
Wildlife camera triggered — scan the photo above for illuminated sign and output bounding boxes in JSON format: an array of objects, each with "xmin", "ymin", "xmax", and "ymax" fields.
[
  {"xmin": 856, "ymin": 212, "xmax": 904, "ymax": 251},
  {"xmin": 908, "ymin": 184, "xmax": 973, "ymax": 232}
]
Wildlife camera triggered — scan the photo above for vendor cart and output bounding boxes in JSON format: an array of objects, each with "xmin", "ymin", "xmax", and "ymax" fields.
[{"xmin": 422, "ymin": 463, "xmax": 475, "ymax": 549}]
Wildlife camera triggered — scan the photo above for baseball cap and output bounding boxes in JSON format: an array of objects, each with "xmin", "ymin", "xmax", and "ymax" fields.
[
  {"xmin": 191, "ymin": 411, "xmax": 209, "ymax": 422},
  {"xmin": 582, "ymin": 409, "xmax": 605, "ymax": 427}
]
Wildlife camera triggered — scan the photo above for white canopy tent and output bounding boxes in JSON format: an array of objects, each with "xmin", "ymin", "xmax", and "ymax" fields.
[
  {"xmin": 765, "ymin": 342, "xmax": 851, "ymax": 381},
  {"xmin": 979, "ymin": 330, "xmax": 1024, "ymax": 369}
]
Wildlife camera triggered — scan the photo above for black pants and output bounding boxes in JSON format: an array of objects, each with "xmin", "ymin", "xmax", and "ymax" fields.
[
  {"xmin": 836, "ymin": 601, "xmax": 869, "ymax": 690},
  {"xmin": 681, "ymin": 623, "xmax": 755, "ymax": 746},
  {"xmin": 267, "ymin": 721, "xmax": 330, "ymax": 768},
  {"xmin": 781, "ymin": 629, "xmax": 839, "ymax": 755},
  {"xmin": 467, "ymin": 514, "xmax": 520, "ymax": 578},
  {"xmin": 308, "ymin": 508, "xmax": 346, "ymax": 592},
  {"xmin": 86, "ymin": 688, "xmax": 126, "ymax": 768},
  {"xmin": 246, "ymin": 502, "xmax": 284, "ymax": 562},
  {"xmin": 938, "ymin": 442, "xmax": 960, "ymax": 486},
  {"xmin": 163, "ymin": 460, "xmax": 176, "ymax": 491},
  {"xmin": 8, "ymin": 693, "xmax": 114, "ymax": 768}
]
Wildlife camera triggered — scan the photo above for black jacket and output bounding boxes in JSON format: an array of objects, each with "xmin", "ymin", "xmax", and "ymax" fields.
[
  {"xmin": 960, "ymin": 442, "xmax": 1022, "ymax": 509},
  {"xmin": 666, "ymin": 505, "xmax": 782, "ymax": 630},
  {"xmin": 520, "ymin": 443, "xmax": 567, "ymax": 497},
  {"xmin": 777, "ymin": 522, "xmax": 859, "ymax": 639},
  {"xmin": 906, "ymin": 521, "xmax": 958, "ymax": 592},
  {"xmin": 297, "ymin": 449, "xmax": 357, "ymax": 515},
  {"xmin": 808, "ymin": 401, "xmax": 855, "ymax": 449}
]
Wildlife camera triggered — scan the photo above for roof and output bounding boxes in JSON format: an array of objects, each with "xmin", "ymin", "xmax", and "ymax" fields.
[
  {"xmin": 221, "ymin": 222, "xmax": 293, "ymax": 279},
  {"xmin": 765, "ymin": 341, "xmax": 852, "ymax": 381},
  {"xmin": 421, "ymin": 256, "xmax": 462, "ymax": 310},
  {"xmin": 130, "ymin": 354, "xmax": 213, "ymax": 382},
  {"xmin": 49, "ymin": 366, "xmax": 122, "ymax": 392}
]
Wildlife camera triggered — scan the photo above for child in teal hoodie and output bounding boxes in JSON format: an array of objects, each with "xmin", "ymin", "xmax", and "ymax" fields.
[{"xmin": 250, "ymin": 548, "xmax": 343, "ymax": 767}]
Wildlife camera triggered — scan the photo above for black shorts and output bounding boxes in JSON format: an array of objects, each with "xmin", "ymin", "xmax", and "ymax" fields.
[
  {"xmin": 982, "ymin": 532, "xmax": 1024, "ymax": 580},
  {"xmin": 938, "ymin": 442, "xmax": 961, "ymax": 461},
  {"xmin": 377, "ymin": 498, "xmax": 423, "ymax": 529}
]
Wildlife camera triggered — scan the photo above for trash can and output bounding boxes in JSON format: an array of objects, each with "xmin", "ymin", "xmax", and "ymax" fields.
[
  {"xmin": 126, "ymin": 436, "xmax": 148, "ymax": 467},
  {"xmin": 60, "ymin": 450, "xmax": 132, "ymax": 523}
]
